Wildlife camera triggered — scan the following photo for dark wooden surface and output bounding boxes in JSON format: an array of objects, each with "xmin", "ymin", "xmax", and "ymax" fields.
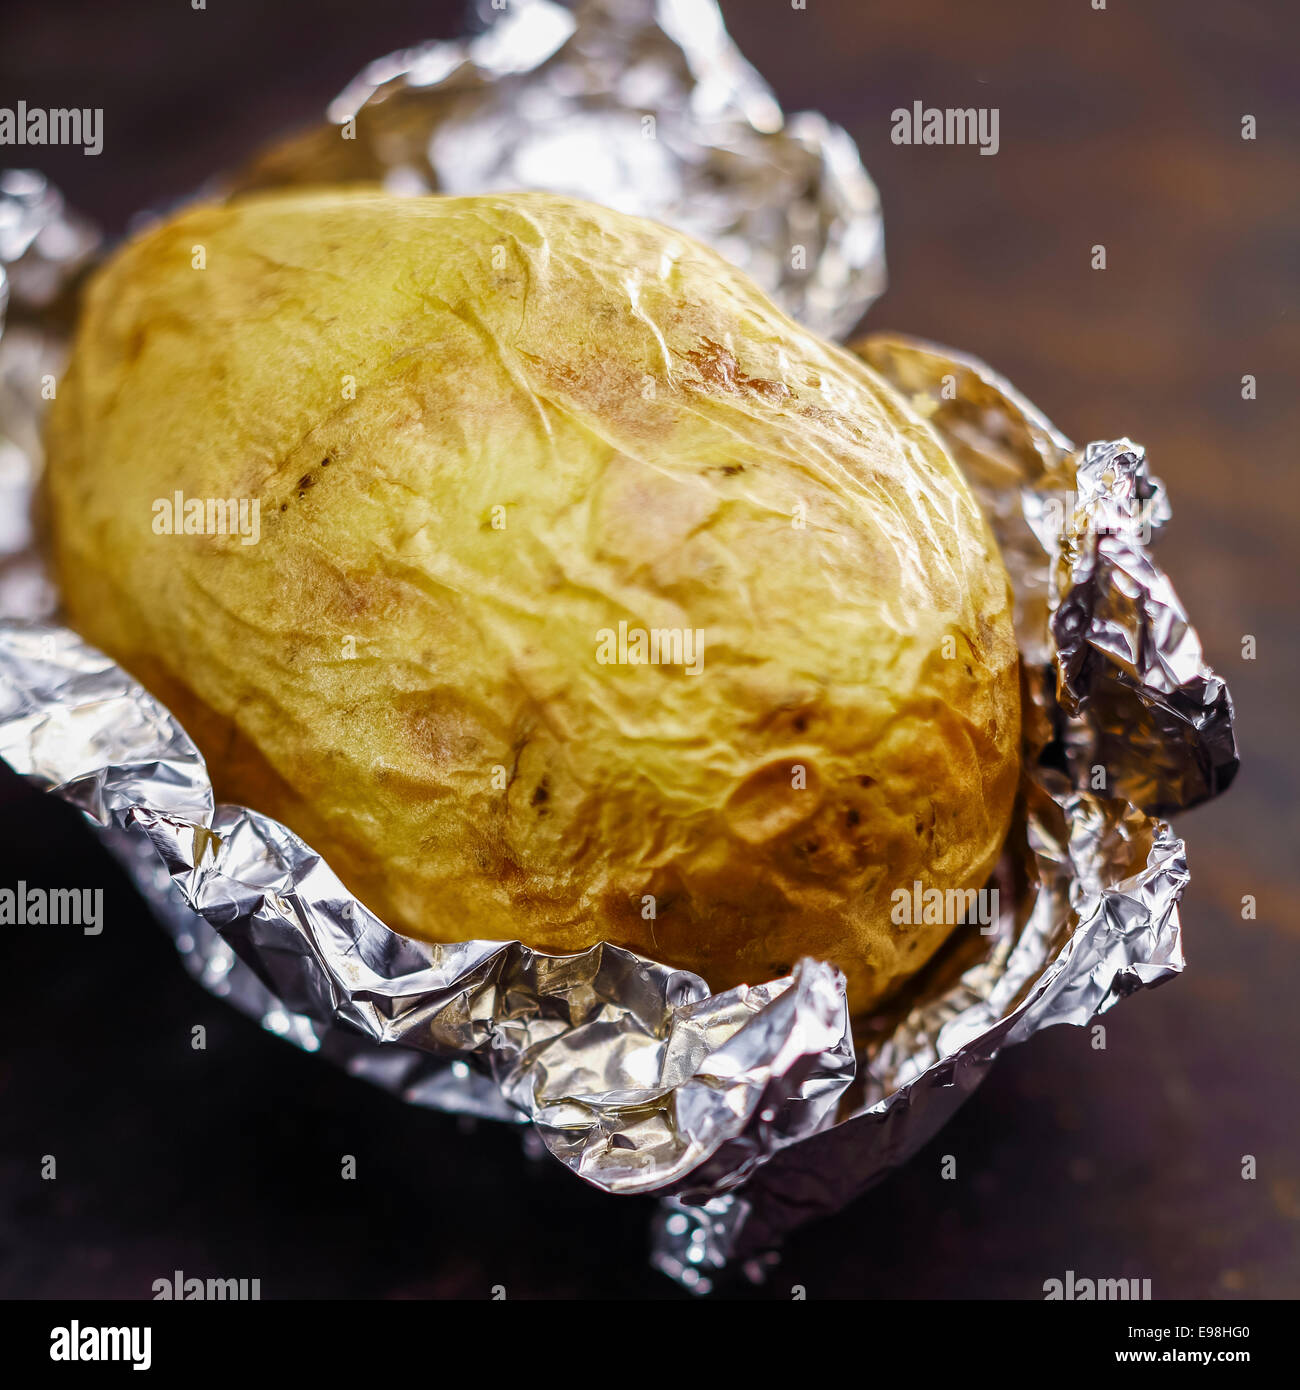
[{"xmin": 0, "ymin": 0, "xmax": 1296, "ymax": 1300}]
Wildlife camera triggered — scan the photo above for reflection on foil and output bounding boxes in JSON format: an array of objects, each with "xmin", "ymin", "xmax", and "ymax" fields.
[
  {"xmin": 0, "ymin": 169, "xmax": 99, "ymax": 618},
  {"xmin": 0, "ymin": 0, "xmax": 1235, "ymax": 1294}
]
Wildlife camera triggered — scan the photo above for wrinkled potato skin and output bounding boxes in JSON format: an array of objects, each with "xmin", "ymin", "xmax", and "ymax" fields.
[{"xmin": 47, "ymin": 190, "xmax": 1020, "ymax": 1012}]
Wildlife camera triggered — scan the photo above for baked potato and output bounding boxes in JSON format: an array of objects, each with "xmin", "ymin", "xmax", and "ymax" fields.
[{"xmin": 46, "ymin": 189, "xmax": 1020, "ymax": 1012}]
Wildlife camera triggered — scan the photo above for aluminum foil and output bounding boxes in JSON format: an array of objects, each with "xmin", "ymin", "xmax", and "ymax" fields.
[{"xmin": 0, "ymin": 0, "xmax": 1236, "ymax": 1293}]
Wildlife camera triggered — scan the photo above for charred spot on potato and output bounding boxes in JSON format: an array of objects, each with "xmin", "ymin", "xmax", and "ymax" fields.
[{"xmin": 682, "ymin": 337, "xmax": 792, "ymax": 402}]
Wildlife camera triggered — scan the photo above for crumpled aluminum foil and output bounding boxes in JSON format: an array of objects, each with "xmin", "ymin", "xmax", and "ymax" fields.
[{"xmin": 0, "ymin": 0, "xmax": 1236, "ymax": 1293}]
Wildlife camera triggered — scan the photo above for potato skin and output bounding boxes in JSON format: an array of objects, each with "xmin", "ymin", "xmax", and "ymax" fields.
[{"xmin": 46, "ymin": 189, "xmax": 1020, "ymax": 1013}]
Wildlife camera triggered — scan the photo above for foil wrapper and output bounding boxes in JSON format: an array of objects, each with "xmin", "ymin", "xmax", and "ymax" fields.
[{"xmin": 0, "ymin": 0, "xmax": 1236, "ymax": 1293}]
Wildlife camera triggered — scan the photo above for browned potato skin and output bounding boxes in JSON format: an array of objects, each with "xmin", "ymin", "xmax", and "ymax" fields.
[{"xmin": 46, "ymin": 189, "xmax": 1020, "ymax": 1012}]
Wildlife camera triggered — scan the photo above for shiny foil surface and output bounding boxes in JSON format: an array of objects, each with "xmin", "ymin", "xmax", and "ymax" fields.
[{"xmin": 0, "ymin": 0, "xmax": 1236, "ymax": 1293}]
